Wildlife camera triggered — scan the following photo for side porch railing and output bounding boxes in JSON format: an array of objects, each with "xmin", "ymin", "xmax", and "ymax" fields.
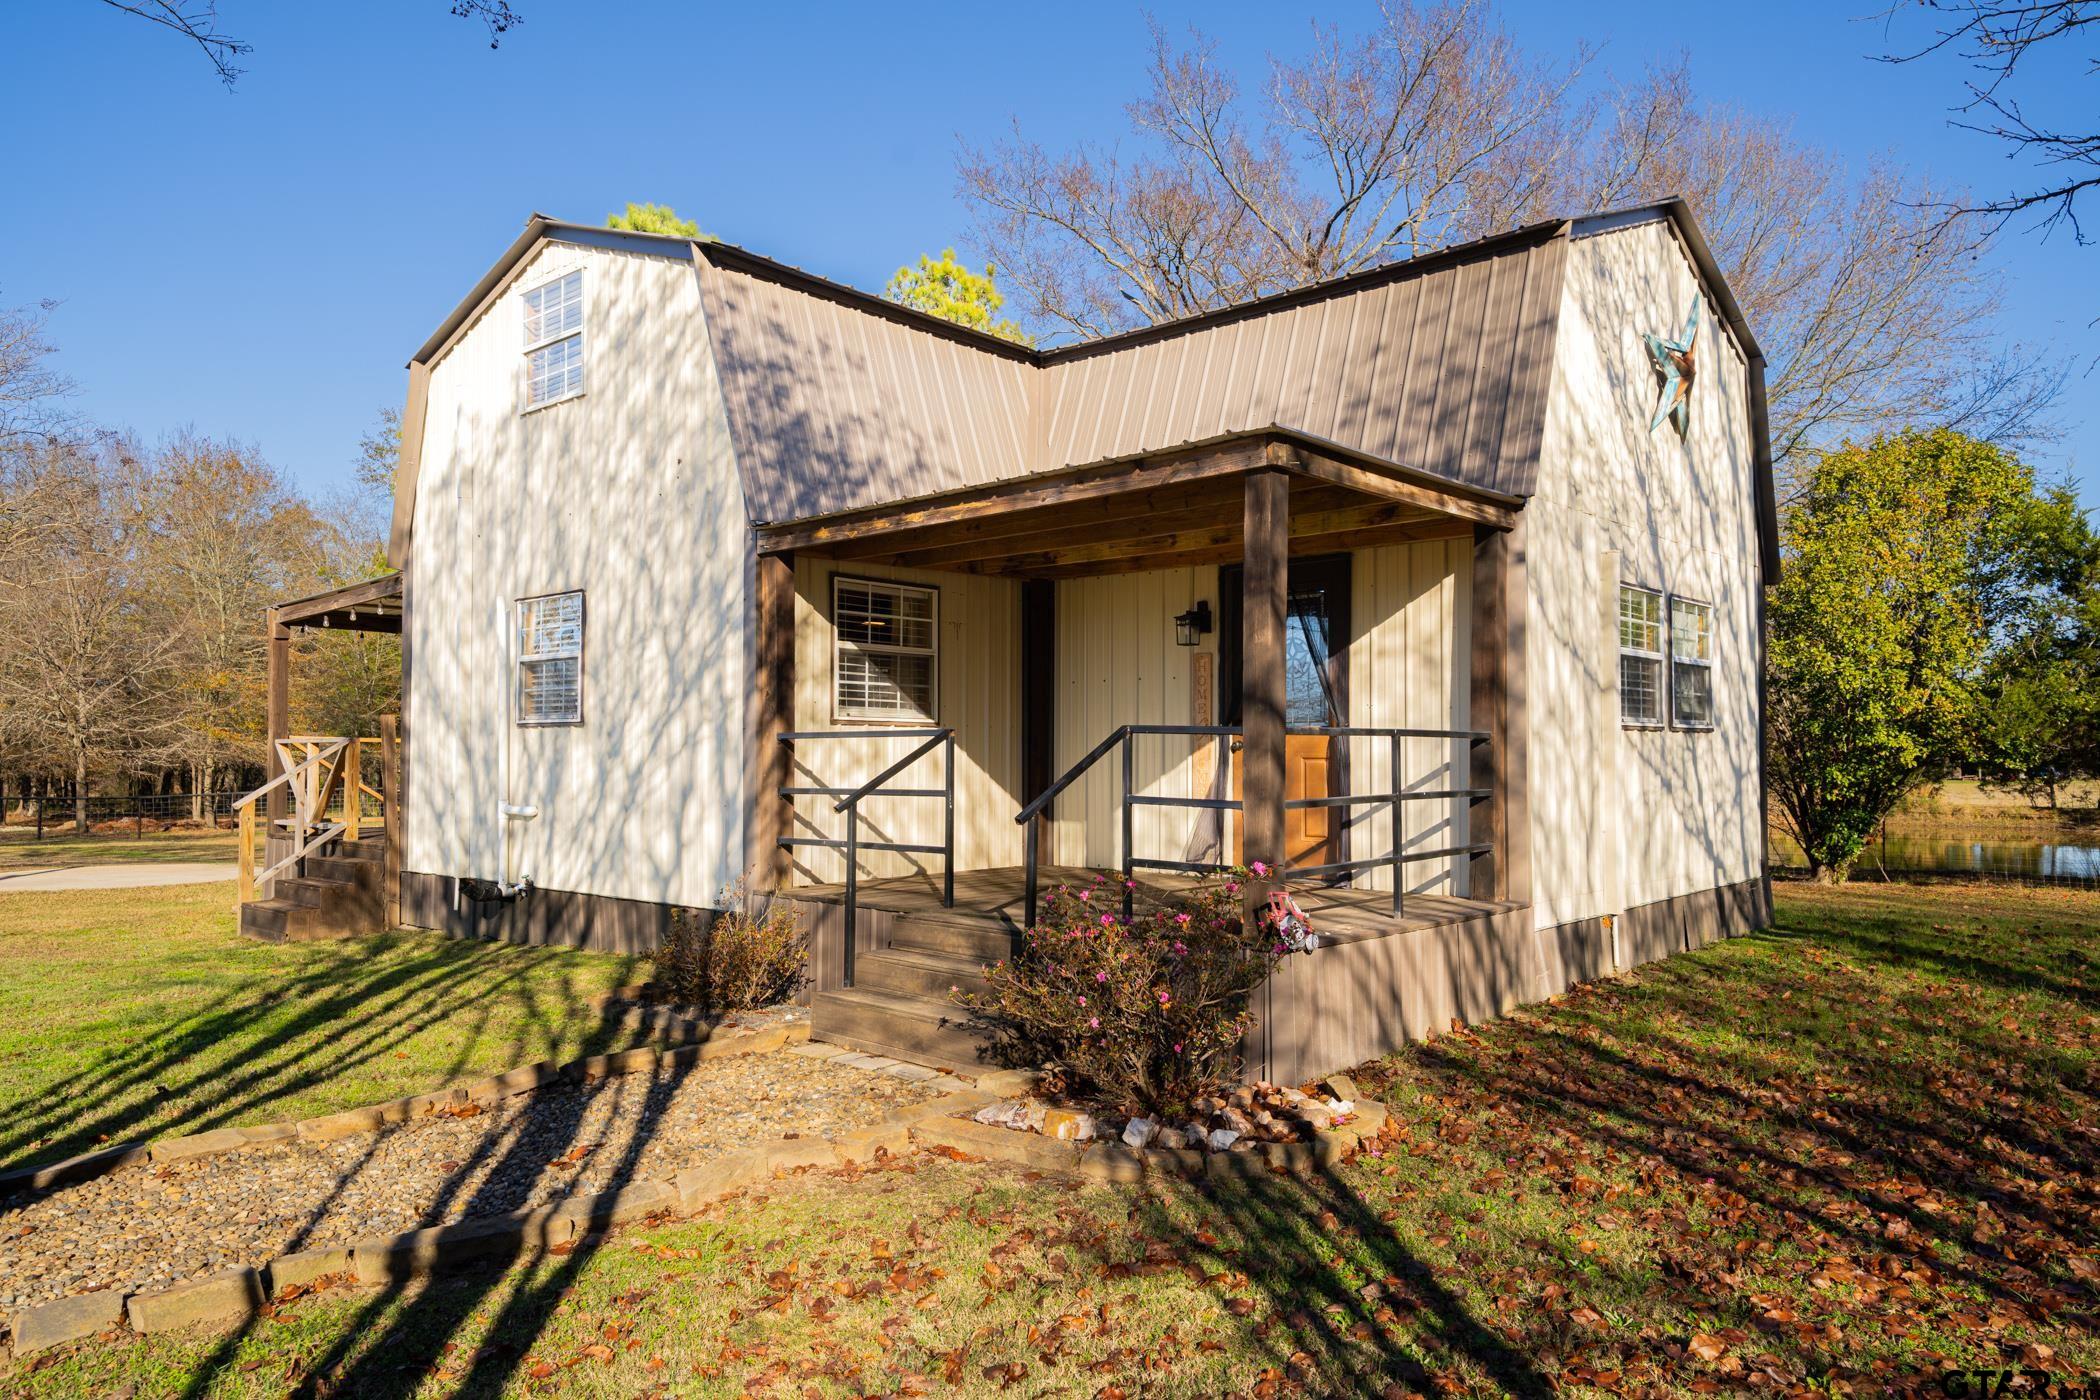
[
  {"xmin": 233, "ymin": 735, "xmax": 386, "ymax": 905},
  {"xmin": 775, "ymin": 727, "xmax": 955, "ymax": 988},
  {"xmin": 1014, "ymin": 724, "xmax": 1494, "ymax": 930}
]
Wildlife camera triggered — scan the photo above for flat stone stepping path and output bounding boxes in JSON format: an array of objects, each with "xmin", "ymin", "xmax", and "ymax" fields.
[
  {"xmin": 0, "ymin": 863, "xmax": 237, "ymax": 891},
  {"xmin": 0, "ymin": 1047, "xmax": 942, "ymax": 1313}
]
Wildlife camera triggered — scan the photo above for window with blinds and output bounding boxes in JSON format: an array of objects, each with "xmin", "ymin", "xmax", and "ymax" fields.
[
  {"xmin": 1671, "ymin": 597, "xmax": 1715, "ymax": 729},
  {"xmin": 1618, "ymin": 584, "xmax": 1664, "ymax": 727},
  {"xmin": 522, "ymin": 269, "xmax": 584, "ymax": 409},
  {"xmin": 517, "ymin": 590, "xmax": 584, "ymax": 725},
  {"xmin": 833, "ymin": 577, "xmax": 938, "ymax": 721}
]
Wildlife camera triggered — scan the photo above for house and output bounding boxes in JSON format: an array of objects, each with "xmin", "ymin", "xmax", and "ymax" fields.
[{"xmin": 252, "ymin": 198, "xmax": 1776, "ymax": 1084}]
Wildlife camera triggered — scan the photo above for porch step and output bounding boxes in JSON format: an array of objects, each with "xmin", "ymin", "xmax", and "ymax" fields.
[
  {"xmin": 884, "ymin": 912, "xmax": 1018, "ymax": 963},
  {"xmin": 856, "ymin": 945, "xmax": 994, "ymax": 1001},
  {"xmin": 237, "ymin": 898, "xmax": 350, "ymax": 943},
  {"xmin": 239, "ymin": 833, "xmax": 388, "ymax": 944},
  {"xmin": 809, "ymin": 988, "xmax": 989, "ymax": 1072}
]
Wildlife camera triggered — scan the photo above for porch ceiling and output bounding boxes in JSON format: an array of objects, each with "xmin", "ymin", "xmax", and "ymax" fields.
[
  {"xmin": 273, "ymin": 572, "xmax": 404, "ymax": 633},
  {"xmin": 759, "ymin": 431, "xmax": 1509, "ymax": 580}
]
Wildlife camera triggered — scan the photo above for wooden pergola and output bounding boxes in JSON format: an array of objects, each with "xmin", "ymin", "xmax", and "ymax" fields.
[{"xmin": 260, "ymin": 574, "xmax": 406, "ymax": 891}]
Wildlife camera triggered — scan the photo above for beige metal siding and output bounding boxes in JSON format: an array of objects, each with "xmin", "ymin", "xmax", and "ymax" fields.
[
  {"xmin": 1345, "ymin": 537, "xmax": 1474, "ymax": 897},
  {"xmin": 787, "ymin": 557, "xmax": 1024, "ymax": 885},
  {"xmin": 1050, "ymin": 568, "xmax": 1225, "ymax": 871}
]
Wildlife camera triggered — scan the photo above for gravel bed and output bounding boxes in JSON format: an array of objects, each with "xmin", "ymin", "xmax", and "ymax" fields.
[{"xmin": 0, "ymin": 1047, "xmax": 940, "ymax": 1312}]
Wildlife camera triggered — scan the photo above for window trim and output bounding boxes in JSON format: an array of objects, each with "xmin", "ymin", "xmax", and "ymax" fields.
[
  {"xmin": 1667, "ymin": 592, "xmax": 1716, "ymax": 732},
  {"xmin": 521, "ymin": 268, "xmax": 586, "ymax": 413},
  {"xmin": 1617, "ymin": 581, "xmax": 1667, "ymax": 730},
  {"xmin": 830, "ymin": 574, "xmax": 941, "ymax": 726},
  {"xmin": 515, "ymin": 588, "xmax": 586, "ymax": 728}
]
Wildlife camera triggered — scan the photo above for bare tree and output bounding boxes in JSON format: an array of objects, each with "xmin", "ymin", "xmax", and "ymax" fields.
[
  {"xmin": 0, "ymin": 298, "xmax": 76, "ymax": 450},
  {"xmin": 92, "ymin": 0, "xmax": 524, "ymax": 87},
  {"xmin": 136, "ymin": 433, "xmax": 333, "ymax": 816},
  {"xmin": 961, "ymin": 2, "xmax": 2056, "ymax": 493},
  {"xmin": 1877, "ymin": 1, "xmax": 2100, "ymax": 240},
  {"xmin": 0, "ymin": 445, "xmax": 178, "ymax": 832}
]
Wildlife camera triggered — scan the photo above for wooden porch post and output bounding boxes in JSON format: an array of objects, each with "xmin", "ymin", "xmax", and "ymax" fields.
[
  {"xmin": 1468, "ymin": 522, "xmax": 1532, "ymax": 905},
  {"xmin": 749, "ymin": 550, "xmax": 796, "ymax": 893},
  {"xmin": 1241, "ymin": 469, "xmax": 1289, "ymax": 875},
  {"xmin": 380, "ymin": 713, "xmax": 402, "ymax": 929},
  {"xmin": 1020, "ymin": 580, "xmax": 1056, "ymax": 843},
  {"xmin": 265, "ymin": 606, "xmax": 291, "ymax": 828}
]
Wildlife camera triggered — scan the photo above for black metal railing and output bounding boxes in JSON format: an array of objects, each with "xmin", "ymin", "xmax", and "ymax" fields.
[
  {"xmin": 1016, "ymin": 724, "xmax": 1242, "ymax": 928},
  {"xmin": 1014, "ymin": 724, "xmax": 1496, "ymax": 930},
  {"xmin": 1279, "ymin": 727, "xmax": 1493, "ymax": 913},
  {"xmin": 776, "ymin": 727, "xmax": 954, "ymax": 988}
]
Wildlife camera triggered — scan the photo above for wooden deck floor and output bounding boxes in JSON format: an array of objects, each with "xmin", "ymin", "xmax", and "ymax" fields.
[{"xmin": 790, "ymin": 865, "xmax": 1511, "ymax": 939}]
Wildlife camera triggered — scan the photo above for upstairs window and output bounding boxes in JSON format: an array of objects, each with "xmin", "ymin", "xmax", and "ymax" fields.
[
  {"xmin": 834, "ymin": 577, "xmax": 938, "ymax": 722},
  {"xmin": 517, "ymin": 590, "xmax": 584, "ymax": 725},
  {"xmin": 1670, "ymin": 597, "xmax": 1715, "ymax": 729},
  {"xmin": 1618, "ymin": 584, "xmax": 1664, "ymax": 727},
  {"xmin": 523, "ymin": 269, "xmax": 584, "ymax": 409}
]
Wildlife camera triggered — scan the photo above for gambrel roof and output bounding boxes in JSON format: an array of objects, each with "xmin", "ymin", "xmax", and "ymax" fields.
[{"xmin": 390, "ymin": 199, "xmax": 1773, "ymax": 572}]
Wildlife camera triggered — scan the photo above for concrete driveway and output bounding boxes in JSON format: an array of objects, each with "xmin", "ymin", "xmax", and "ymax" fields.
[{"xmin": 0, "ymin": 863, "xmax": 238, "ymax": 891}]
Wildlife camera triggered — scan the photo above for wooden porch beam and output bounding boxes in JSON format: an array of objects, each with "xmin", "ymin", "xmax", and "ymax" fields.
[
  {"xmin": 1294, "ymin": 450, "xmax": 1518, "ymax": 530},
  {"xmin": 1467, "ymin": 523, "xmax": 1532, "ymax": 905},
  {"xmin": 981, "ymin": 517, "xmax": 1474, "ymax": 581},
  {"xmin": 827, "ymin": 477, "xmax": 1271, "ymax": 563},
  {"xmin": 759, "ymin": 439, "xmax": 1272, "ymax": 554},
  {"xmin": 958, "ymin": 502, "xmax": 1444, "ymax": 577},
  {"xmin": 1241, "ymin": 470, "xmax": 1289, "ymax": 873},
  {"xmin": 265, "ymin": 607, "xmax": 291, "ymax": 827},
  {"xmin": 747, "ymin": 551, "xmax": 796, "ymax": 892}
]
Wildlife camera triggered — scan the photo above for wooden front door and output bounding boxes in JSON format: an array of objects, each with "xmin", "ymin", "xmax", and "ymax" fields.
[{"xmin": 1225, "ymin": 555, "xmax": 1350, "ymax": 872}]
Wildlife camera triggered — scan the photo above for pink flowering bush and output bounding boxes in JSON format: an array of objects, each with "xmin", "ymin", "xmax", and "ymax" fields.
[{"xmin": 958, "ymin": 868, "xmax": 1290, "ymax": 1117}]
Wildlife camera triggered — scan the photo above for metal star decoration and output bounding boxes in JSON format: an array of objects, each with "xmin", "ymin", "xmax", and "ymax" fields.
[{"xmin": 1644, "ymin": 293, "xmax": 1702, "ymax": 435}]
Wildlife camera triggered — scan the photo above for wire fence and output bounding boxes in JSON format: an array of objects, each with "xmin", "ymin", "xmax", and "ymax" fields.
[{"xmin": 4, "ymin": 792, "xmax": 244, "ymax": 839}]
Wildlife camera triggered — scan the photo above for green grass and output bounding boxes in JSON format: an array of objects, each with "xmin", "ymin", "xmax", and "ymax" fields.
[
  {"xmin": 0, "ymin": 826, "xmax": 241, "ymax": 870},
  {"xmin": 0, "ymin": 881, "xmax": 649, "ymax": 1173},
  {"xmin": 9, "ymin": 881, "xmax": 2099, "ymax": 1396}
]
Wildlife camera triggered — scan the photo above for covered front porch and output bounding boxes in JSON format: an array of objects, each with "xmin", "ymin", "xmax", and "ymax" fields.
[{"xmin": 748, "ymin": 429, "xmax": 1535, "ymax": 1027}]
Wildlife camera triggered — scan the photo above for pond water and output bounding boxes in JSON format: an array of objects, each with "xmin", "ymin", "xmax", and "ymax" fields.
[{"xmin": 1768, "ymin": 831, "xmax": 2100, "ymax": 883}]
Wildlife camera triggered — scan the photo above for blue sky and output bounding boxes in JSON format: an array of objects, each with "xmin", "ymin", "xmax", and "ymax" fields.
[{"xmin": 4, "ymin": 1, "xmax": 2094, "ymax": 510}]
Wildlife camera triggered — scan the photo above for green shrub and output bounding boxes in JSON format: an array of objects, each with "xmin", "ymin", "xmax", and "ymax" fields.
[
  {"xmin": 960, "ymin": 869, "xmax": 1288, "ymax": 1118},
  {"xmin": 654, "ymin": 896, "xmax": 807, "ymax": 1011}
]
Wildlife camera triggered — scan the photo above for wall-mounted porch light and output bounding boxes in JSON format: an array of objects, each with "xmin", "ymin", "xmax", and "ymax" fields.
[{"xmin": 1173, "ymin": 599, "xmax": 1213, "ymax": 647}]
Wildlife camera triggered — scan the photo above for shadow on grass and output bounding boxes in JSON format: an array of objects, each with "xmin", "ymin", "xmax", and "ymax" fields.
[{"xmin": 0, "ymin": 932, "xmax": 647, "ymax": 1173}]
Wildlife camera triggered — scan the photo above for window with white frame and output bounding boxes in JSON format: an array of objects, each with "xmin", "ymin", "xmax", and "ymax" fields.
[
  {"xmin": 522, "ymin": 269, "xmax": 584, "ymax": 409},
  {"xmin": 1670, "ymin": 596, "xmax": 1715, "ymax": 729},
  {"xmin": 1618, "ymin": 584, "xmax": 1665, "ymax": 727},
  {"xmin": 517, "ymin": 591, "xmax": 584, "ymax": 725},
  {"xmin": 833, "ymin": 577, "xmax": 938, "ymax": 721}
]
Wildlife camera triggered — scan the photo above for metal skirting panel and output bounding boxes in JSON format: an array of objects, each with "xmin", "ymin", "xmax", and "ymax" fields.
[
  {"xmin": 398, "ymin": 870, "xmax": 698, "ymax": 958},
  {"xmin": 1614, "ymin": 875, "xmax": 1772, "ymax": 969},
  {"xmin": 1246, "ymin": 874, "xmax": 1772, "ymax": 1084}
]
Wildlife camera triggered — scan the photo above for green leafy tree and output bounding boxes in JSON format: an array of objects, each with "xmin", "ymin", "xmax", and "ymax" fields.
[
  {"xmin": 885, "ymin": 249, "xmax": 1032, "ymax": 345},
  {"xmin": 1976, "ymin": 495, "xmax": 2100, "ymax": 807},
  {"xmin": 605, "ymin": 202, "xmax": 703, "ymax": 238},
  {"xmin": 1768, "ymin": 429, "xmax": 2081, "ymax": 881}
]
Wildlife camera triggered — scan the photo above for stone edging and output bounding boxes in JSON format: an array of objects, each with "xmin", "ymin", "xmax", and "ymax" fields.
[
  {"xmin": 907, "ymin": 1087, "xmax": 1389, "ymax": 1184},
  {"xmin": 3, "ymin": 1015, "xmax": 870, "ymax": 1361}
]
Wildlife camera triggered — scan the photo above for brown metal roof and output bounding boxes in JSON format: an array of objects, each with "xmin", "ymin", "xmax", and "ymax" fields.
[
  {"xmin": 697, "ymin": 220, "xmax": 1569, "ymax": 522},
  {"xmin": 390, "ymin": 199, "xmax": 1775, "ymax": 574}
]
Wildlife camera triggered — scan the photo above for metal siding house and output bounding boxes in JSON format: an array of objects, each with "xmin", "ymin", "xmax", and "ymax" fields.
[{"xmin": 276, "ymin": 200, "xmax": 1776, "ymax": 1083}]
